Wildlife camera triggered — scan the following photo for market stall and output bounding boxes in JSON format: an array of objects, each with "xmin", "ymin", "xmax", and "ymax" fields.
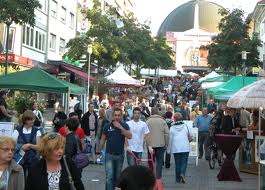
[
  {"xmin": 227, "ymin": 79, "xmax": 265, "ymax": 189},
  {"xmin": 0, "ymin": 67, "xmax": 87, "ymax": 114}
]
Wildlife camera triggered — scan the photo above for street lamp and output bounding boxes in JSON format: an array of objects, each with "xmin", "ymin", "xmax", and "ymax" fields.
[
  {"xmin": 241, "ymin": 50, "xmax": 249, "ymax": 86},
  {"xmin": 87, "ymin": 44, "xmax": 93, "ymax": 101}
]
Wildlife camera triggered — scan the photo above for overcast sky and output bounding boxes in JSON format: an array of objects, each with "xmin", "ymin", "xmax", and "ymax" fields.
[{"xmin": 134, "ymin": 0, "xmax": 260, "ymax": 35}]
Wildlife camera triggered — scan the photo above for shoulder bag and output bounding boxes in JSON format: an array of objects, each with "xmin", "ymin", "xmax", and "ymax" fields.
[
  {"xmin": 185, "ymin": 124, "xmax": 193, "ymax": 142},
  {"xmin": 72, "ymin": 135, "xmax": 89, "ymax": 169},
  {"xmin": 63, "ymin": 156, "xmax": 77, "ymax": 190}
]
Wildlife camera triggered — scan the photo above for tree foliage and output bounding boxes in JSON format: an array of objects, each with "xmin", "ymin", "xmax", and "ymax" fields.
[
  {"xmin": 0, "ymin": 0, "xmax": 41, "ymax": 26},
  {"xmin": 205, "ymin": 8, "xmax": 261, "ymax": 73},
  {"xmin": 65, "ymin": 0, "xmax": 173, "ymax": 75}
]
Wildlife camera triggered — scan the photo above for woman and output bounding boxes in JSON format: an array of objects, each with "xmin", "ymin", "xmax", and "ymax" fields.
[
  {"xmin": 53, "ymin": 105, "xmax": 67, "ymax": 132},
  {"xmin": 167, "ymin": 112, "xmax": 190, "ymax": 183},
  {"xmin": 32, "ymin": 102, "xmax": 43, "ymax": 127},
  {"xmin": 117, "ymin": 165, "xmax": 156, "ymax": 190},
  {"xmin": 25, "ymin": 132, "xmax": 85, "ymax": 190},
  {"xmin": 0, "ymin": 136, "xmax": 24, "ymax": 190},
  {"xmin": 0, "ymin": 90, "xmax": 16, "ymax": 122},
  {"xmin": 13, "ymin": 110, "xmax": 40, "ymax": 176}
]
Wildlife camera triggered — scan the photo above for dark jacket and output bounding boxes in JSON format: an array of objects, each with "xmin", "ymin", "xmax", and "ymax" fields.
[
  {"xmin": 65, "ymin": 132, "xmax": 79, "ymax": 158},
  {"xmin": 53, "ymin": 111, "xmax": 67, "ymax": 132},
  {"xmin": 25, "ymin": 157, "xmax": 84, "ymax": 190},
  {"xmin": 81, "ymin": 111, "xmax": 98, "ymax": 136},
  {"xmin": 221, "ymin": 115, "xmax": 239, "ymax": 134}
]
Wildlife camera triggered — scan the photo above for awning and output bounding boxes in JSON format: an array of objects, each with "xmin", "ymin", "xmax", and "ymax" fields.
[{"xmin": 61, "ymin": 64, "xmax": 95, "ymax": 81}]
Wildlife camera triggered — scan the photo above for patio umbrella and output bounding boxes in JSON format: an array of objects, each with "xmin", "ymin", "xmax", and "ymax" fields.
[{"xmin": 227, "ymin": 79, "xmax": 265, "ymax": 109}]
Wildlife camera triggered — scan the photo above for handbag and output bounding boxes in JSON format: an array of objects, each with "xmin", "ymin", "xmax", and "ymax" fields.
[
  {"xmin": 63, "ymin": 156, "xmax": 77, "ymax": 190},
  {"xmin": 185, "ymin": 125, "xmax": 193, "ymax": 142},
  {"xmin": 72, "ymin": 136, "xmax": 89, "ymax": 169}
]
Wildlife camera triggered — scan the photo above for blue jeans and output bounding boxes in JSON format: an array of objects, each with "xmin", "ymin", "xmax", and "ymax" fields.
[
  {"xmin": 126, "ymin": 151, "xmax": 142, "ymax": 166},
  {"xmin": 174, "ymin": 152, "xmax": 189, "ymax": 182},
  {"xmin": 148, "ymin": 147, "xmax": 166, "ymax": 179},
  {"xmin": 105, "ymin": 153, "xmax": 124, "ymax": 190}
]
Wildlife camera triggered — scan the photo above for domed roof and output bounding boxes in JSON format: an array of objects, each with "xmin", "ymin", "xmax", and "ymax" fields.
[{"xmin": 158, "ymin": 0, "xmax": 224, "ymax": 36}]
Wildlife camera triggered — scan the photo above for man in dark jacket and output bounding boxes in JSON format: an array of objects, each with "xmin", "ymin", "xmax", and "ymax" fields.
[{"xmin": 81, "ymin": 103, "xmax": 98, "ymax": 163}]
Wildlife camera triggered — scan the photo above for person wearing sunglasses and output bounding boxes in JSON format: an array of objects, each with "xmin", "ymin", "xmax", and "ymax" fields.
[
  {"xmin": 0, "ymin": 136, "xmax": 24, "ymax": 190},
  {"xmin": 25, "ymin": 132, "xmax": 85, "ymax": 190}
]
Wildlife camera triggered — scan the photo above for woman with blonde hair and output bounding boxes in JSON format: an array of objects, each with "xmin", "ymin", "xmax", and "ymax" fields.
[
  {"xmin": 0, "ymin": 136, "xmax": 24, "ymax": 190},
  {"xmin": 25, "ymin": 132, "xmax": 84, "ymax": 190}
]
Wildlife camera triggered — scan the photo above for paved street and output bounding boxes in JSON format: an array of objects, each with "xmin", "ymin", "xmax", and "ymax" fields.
[{"xmin": 81, "ymin": 157, "xmax": 258, "ymax": 190}]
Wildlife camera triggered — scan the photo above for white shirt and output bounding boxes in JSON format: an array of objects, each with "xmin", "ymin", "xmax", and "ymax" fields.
[
  {"xmin": 126, "ymin": 120, "xmax": 150, "ymax": 152},
  {"xmin": 12, "ymin": 127, "xmax": 42, "ymax": 140},
  {"xmin": 167, "ymin": 123, "xmax": 190, "ymax": 154}
]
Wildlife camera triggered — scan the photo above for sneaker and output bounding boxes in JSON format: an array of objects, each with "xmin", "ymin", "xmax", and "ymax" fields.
[{"xmin": 180, "ymin": 175, "xmax": 186, "ymax": 184}]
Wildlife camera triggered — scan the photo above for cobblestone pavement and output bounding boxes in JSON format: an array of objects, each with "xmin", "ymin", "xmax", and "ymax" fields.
[{"xmin": 81, "ymin": 157, "xmax": 258, "ymax": 190}]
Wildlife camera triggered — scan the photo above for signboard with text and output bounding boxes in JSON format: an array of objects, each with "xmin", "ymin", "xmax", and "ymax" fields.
[{"xmin": 0, "ymin": 122, "xmax": 14, "ymax": 137}]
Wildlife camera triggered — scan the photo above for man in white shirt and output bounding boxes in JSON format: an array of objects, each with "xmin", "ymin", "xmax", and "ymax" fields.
[{"xmin": 126, "ymin": 107, "xmax": 150, "ymax": 166}]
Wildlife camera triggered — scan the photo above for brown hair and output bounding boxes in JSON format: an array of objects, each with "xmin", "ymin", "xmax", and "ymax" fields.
[
  {"xmin": 22, "ymin": 110, "xmax": 36, "ymax": 124},
  {"xmin": 38, "ymin": 133, "xmax": 65, "ymax": 160},
  {"xmin": 0, "ymin": 136, "xmax": 16, "ymax": 148}
]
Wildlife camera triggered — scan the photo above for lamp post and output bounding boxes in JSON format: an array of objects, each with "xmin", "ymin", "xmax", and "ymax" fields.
[
  {"xmin": 87, "ymin": 44, "xmax": 93, "ymax": 101},
  {"xmin": 241, "ymin": 50, "xmax": 249, "ymax": 86}
]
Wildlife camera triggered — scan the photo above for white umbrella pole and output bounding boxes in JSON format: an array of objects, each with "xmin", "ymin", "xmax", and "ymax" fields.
[{"xmin": 259, "ymin": 107, "xmax": 263, "ymax": 190}]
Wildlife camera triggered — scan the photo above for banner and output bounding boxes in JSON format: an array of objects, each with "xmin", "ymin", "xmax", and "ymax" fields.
[
  {"xmin": 183, "ymin": 120, "xmax": 198, "ymax": 157},
  {"xmin": 0, "ymin": 122, "xmax": 14, "ymax": 137}
]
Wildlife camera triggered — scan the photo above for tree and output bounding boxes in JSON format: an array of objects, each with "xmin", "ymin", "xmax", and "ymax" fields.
[
  {"xmin": 65, "ymin": 0, "xmax": 173, "ymax": 77},
  {"xmin": 0, "ymin": 0, "xmax": 41, "ymax": 75},
  {"xmin": 205, "ymin": 8, "xmax": 261, "ymax": 74}
]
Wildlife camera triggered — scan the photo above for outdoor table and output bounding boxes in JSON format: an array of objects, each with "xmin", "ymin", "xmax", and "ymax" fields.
[{"xmin": 215, "ymin": 134, "xmax": 243, "ymax": 181}]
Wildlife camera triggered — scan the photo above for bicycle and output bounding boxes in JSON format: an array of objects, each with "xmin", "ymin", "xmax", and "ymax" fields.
[{"xmin": 208, "ymin": 138, "xmax": 222, "ymax": 169}]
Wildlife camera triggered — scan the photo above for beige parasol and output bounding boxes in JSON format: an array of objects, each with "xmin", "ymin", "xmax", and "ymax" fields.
[{"xmin": 227, "ymin": 79, "xmax": 265, "ymax": 109}]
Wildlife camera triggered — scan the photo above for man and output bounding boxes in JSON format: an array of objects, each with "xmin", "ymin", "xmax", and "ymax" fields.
[
  {"xmin": 146, "ymin": 107, "xmax": 169, "ymax": 179},
  {"xmin": 239, "ymin": 108, "xmax": 251, "ymax": 129},
  {"xmin": 96, "ymin": 108, "xmax": 132, "ymax": 190},
  {"xmin": 221, "ymin": 108, "xmax": 240, "ymax": 134},
  {"xmin": 81, "ymin": 103, "xmax": 98, "ymax": 163},
  {"xmin": 194, "ymin": 108, "xmax": 212, "ymax": 159},
  {"xmin": 207, "ymin": 99, "xmax": 217, "ymax": 114},
  {"xmin": 126, "ymin": 107, "xmax": 150, "ymax": 166},
  {"xmin": 139, "ymin": 99, "xmax": 151, "ymax": 121},
  {"xmin": 106, "ymin": 101, "xmax": 120, "ymax": 122},
  {"xmin": 0, "ymin": 90, "xmax": 15, "ymax": 122}
]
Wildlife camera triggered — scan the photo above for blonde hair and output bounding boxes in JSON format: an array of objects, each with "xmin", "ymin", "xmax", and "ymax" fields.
[
  {"xmin": 0, "ymin": 136, "xmax": 16, "ymax": 148},
  {"xmin": 22, "ymin": 110, "xmax": 36, "ymax": 124},
  {"xmin": 38, "ymin": 133, "xmax": 65, "ymax": 160}
]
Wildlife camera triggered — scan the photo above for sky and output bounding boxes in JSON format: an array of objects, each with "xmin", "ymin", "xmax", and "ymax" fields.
[{"xmin": 134, "ymin": 0, "xmax": 260, "ymax": 35}]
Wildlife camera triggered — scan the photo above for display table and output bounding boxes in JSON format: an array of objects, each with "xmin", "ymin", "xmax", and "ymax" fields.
[{"xmin": 215, "ymin": 134, "xmax": 243, "ymax": 181}]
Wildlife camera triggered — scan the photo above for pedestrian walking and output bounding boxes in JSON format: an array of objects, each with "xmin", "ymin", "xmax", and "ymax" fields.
[
  {"xmin": 194, "ymin": 108, "xmax": 212, "ymax": 160},
  {"xmin": 81, "ymin": 103, "xmax": 98, "ymax": 163},
  {"xmin": 52, "ymin": 105, "xmax": 67, "ymax": 132},
  {"xmin": 25, "ymin": 132, "xmax": 85, "ymax": 190},
  {"xmin": 126, "ymin": 107, "xmax": 150, "ymax": 166},
  {"xmin": 0, "ymin": 136, "xmax": 24, "ymax": 190},
  {"xmin": 167, "ymin": 112, "xmax": 190, "ymax": 183},
  {"xmin": 146, "ymin": 107, "xmax": 169, "ymax": 179},
  {"xmin": 96, "ymin": 108, "xmax": 132, "ymax": 190}
]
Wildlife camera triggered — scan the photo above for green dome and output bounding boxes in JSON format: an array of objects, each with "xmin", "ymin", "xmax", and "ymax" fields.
[{"xmin": 158, "ymin": 0, "xmax": 224, "ymax": 36}]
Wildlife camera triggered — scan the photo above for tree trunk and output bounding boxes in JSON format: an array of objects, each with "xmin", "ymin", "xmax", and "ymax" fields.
[{"xmin": 5, "ymin": 24, "xmax": 10, "ymax": 75}]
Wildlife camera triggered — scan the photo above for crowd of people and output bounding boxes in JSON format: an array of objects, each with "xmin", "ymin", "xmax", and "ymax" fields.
[{"xmin": 0, "ymin": 75, "xmax": 263, "ymax": 190}]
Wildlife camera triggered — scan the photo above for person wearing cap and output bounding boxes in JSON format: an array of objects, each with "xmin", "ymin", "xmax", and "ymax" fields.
[{"xmin": 0, "ymin": 90, "xmax": 15, "ymax": 122}]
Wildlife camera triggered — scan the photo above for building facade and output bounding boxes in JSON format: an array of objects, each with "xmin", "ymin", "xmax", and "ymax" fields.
[{"xmin": 158, "ymin": 0, "xmax": 223, "ymax": 73}]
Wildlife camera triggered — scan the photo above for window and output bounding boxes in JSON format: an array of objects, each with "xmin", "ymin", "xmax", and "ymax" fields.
[
  {"xmin": 39, "ymin": 0, "xmax": 47, "ymax": 12},
  {"xmin": 61, "ymin": 6, "xmax": 66, "ymax": 23},
  {"xmin": 70, "ymin": 13, "xmax": 74, "ymax": 28},
  {"xmin": 49, "ymin": 33, "xmax": 56, "ymax": 51},
  {"xmin": 4, "ymin": 27, "xmax": 16, "ymax": 52},
  {"xmin": 23, "ymin": 26, "xmax": 45, "ymax": 52},
  {"xmin": 51, "ymin": 0, "xmax": 57, "ymax": 18},
  {"xmin": 59, "ymin": 38, "xmax": 65, "ymax": 54}
]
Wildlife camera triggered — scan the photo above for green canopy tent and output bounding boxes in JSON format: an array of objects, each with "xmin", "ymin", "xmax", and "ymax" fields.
[
  {"xmin": 202, "ymin": 75, "xmax": 233, "ymax": 83},
  {"xmin": 0, "ymin": 67, "xmax": 87, "ymax": 114},
  {"xmin": 208, "ymin": 76, "xmax": 257, "ymax": 97}
]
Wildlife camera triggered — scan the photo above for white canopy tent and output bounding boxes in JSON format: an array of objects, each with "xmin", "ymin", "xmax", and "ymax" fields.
[
  {"xmin": 201, "ymin": 82, "xmax": 224, "ymax": 89},
  {"xmin": 106, "ymin": 66, "xmax": 141, "ymax": 86},
  {"xmin": 140, "ymin": 68, "xmax": 179, "ymax": 77},
  {"xmin": 199, "ymin": 71, "xmax": 220, "ymax": 83}
]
